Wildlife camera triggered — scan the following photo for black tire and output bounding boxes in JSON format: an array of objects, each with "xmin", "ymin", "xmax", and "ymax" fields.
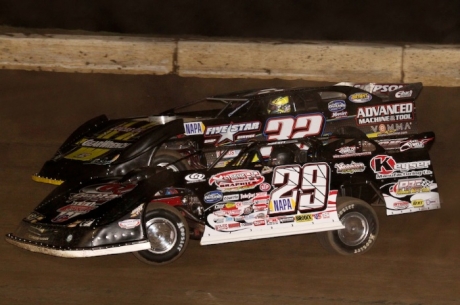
[
  {"xmin": 151, "ymin": 150, "xmax": 189, "ymax": 172},
  {"xmin": 134, "ymin": 205, "xmax": 189, "ymax": 265},
  {"xmin": 316, "ymin": 196, "xmax": 379, "ymax": 255}
]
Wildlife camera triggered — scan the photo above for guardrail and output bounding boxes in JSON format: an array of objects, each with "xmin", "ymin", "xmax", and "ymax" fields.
[{"xmin": 1, "ymin": 33, "xmax": 458, "ymax": 86}]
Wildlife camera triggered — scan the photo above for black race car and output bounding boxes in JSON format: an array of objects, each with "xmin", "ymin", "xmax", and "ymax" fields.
[
  {"xmin": 6, "ymin": 87, "xmax": 440, "ymax": 264},
  {"xmin": 32, "ymin": 82, "xmax": 424, "ymax": 185}
]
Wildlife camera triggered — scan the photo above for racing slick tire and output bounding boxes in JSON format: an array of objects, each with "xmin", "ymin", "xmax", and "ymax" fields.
[
  {"xmin": 152, "ymin": 150, "xmax": 189, "ymax": 172},
  {"xmin": 316, "ymin": 197, "xmax": 379, "ymax": 255},
  {"xmin": 134, "ymin": 204, "xmax": 190, "ymax": 265}
]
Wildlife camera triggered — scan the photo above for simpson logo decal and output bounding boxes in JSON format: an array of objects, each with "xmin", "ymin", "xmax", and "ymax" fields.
[
  {"xmin": 349, "ymin": 93, "xmax": 372, "ymax": 103},
  {"xmin": 209, "ymin": 170, "xmax": 265, "ymax": 192},
  {"xmin": 372, "ymin": 84, "xmax": 404, "ymax": 93},
  {"xmin": 269, "ymin": 163, "xmax": 330, "ymax": 215},
  {"xmin": 184, "ymin": 122, "xmax": 205, "ymax": 135},
  {"xmin": 356, "ymin": 102, "xmax": 414, "ymax": 125},
  {"xmin": 264, "ymin": 114, "xmax": 325, "ymax": 141},
  {"xmin": 370, "ymin": 155, "xmax": 432, "ymax": 179},
  {"xmin": 205, "ymin": 121, "xmax": 260, "ymax": 143}
]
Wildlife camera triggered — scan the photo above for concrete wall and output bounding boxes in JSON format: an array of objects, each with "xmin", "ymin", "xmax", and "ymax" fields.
[{"xmin": 1, "ymin": 33, "xmax": 459, "ymax": 86}]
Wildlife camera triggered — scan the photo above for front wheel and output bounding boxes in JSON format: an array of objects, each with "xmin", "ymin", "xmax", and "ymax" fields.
[
  {"xmin": 316, "ymin": 197, "xmax": 379, "ymax": 255},
  {"xmin": 134, "ymin": 205, "xmax": 189, "ymax": 265},
  {"xmin": 152, "ymin": 150, "xmax": 189, "ymax": 172}
]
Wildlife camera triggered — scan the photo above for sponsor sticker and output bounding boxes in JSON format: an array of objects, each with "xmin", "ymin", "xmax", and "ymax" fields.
[
  {"xmin": 370, "ymin": 155, "xmax": 432, "ymax": 179},
  {"xmin": 395, "ymin": 90, "xmax": 412, "ymax": 98},
  {"xmin": 295, "ymin": 214, "xmax": 313, "ymax": 222},
  {"xmin": 81, "ymin": 139, "xmax": 131, "ymax": 149},
  {"xmin": 209, "ymin": 170, "xmax": 265, "ymax": 192},
  {"xmin": 356, "ymin": 102, "xmax": 414, "ymax": 125},
  {"xmin": 270, "ymin": 198, "xmax": 295, "ymax": 213},
  {"xmin": 389, "ymin": 178, "xmax": 433, "ymax": 197},
  {"xmin": 328, "ymin": 100, "xmax": 347, "ymax": 112},
  {"xmin": 335, "ymin": 161, "xmax": 366, "ymax": 174},
  {"xmin": 204, "ymin": 190, "xmax": 223, "ymax": 204},
  {"xmin": 185, "ymin": 173, "xmax": 206, "ymax": 183},
  {"xmin": 52, "ymin": 182, "xmax": 137, "ymax": 223},
  {"xmin": 118, "ymin": 219, "xmax": 141, "ymax": 229},
  {"xmin": 349, "ymin": 92, "xmax": 372, "ymax": 103},
  {"xmin": 393, "ymin": 201, "xmax": 410, "ymax": 210},
  {"xmin": 400, "ymin": 138, "xmax": 433, "ymax": 152},
  {"xmin": 205, "ymin": 121, "xmax": 261, "ymax": 143},
  {"xmin": 184, "ymin": 122, "xmax": 205, "ymax": 135},
  {"xmin": 411, "ymin": 199, "xmax": 425, "ymax": 207}
]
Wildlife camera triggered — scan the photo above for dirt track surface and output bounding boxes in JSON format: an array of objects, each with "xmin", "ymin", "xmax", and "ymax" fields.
[{"xmin": 1, "ymin": 70, "xmax": 459, "ymax": 305}]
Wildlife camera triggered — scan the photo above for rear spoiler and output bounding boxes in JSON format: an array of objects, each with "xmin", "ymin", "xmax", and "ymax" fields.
[{"xmin": 335, "ymin": 82, "xmax": 423, "ymax": 102}]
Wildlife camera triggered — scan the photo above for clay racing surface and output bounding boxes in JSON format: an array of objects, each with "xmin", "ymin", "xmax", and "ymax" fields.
[{"xmin": 1, "ymin": 70, "xmax": 459, "ymax": 305}]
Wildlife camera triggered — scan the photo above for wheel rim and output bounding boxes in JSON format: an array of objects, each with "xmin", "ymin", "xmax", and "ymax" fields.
[
  {"xmin": 145, "ymin": 217, "xmax": 177, "ymax": 254},
  {"xmin": 156, "ymin": 162, "xmax": 180, "ymax": 172},
  {"xmin": 338, "ymin": 212, "xmax": 369, "ymax": 246}
]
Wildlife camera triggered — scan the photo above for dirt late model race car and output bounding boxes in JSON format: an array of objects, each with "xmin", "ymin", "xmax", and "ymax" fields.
[
  {"xmin": 6, "ymin": 82, "xmax": 441, "ymax": 265},
  {"xmin": 33, "ymin": 82, "xmax": 423, "ymax": 185}
]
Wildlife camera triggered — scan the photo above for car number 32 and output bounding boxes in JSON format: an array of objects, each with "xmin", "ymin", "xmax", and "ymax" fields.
[{"xmin": 264, "ymin": 114, "xmax": 324, "ymax": 140}]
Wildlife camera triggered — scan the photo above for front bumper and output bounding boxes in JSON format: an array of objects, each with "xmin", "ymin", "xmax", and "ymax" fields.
[
  {"xmin": 5, "ymin": 233, "xmax": 150, "ymax": 258},
  {"xmin": 6, "ymin": 218, "xmax": 149, "ymax": 258}
]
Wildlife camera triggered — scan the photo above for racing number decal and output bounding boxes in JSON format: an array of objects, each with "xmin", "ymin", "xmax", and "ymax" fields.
[
  {"xmin": 264, "ymin": 114, "xmax": 324, "ymax": 140},
  {"xmin": 269, "ymin": 163, "xmax": 330, "ymax": 215}
]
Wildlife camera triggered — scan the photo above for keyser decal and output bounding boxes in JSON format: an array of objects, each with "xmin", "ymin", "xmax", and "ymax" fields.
[{"xmin": 370, "ymin": 155, "xmax": 432, "ymax": 179}]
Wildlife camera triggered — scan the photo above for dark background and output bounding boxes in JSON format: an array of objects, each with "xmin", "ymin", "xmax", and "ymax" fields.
[{"xmin": 0, "ymin": 0, "xmax": 459, "ymax": 44}]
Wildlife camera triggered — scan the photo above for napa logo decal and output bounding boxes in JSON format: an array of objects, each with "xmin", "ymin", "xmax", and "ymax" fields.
[{"xmin": 184, "ymin": 122, "xmax": 205, "ymax": 135}]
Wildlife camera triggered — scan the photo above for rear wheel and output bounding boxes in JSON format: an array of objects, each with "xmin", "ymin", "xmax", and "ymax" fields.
[
  {"xmin": 317, "ymin": 197, "xmax": 379, "ymax": 255},
  {"xmin": 134, "ymin": 205, "xmax": 189, "ymax": 265}
]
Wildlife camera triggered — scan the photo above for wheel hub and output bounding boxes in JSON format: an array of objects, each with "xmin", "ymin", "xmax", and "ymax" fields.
[
  {"xmin": 338, "ymin": 212, "xmax": 369, "ymax": 246},
  {"xmin": 145, "ymin": 217, "xmax": 177, "ymax": 254}
]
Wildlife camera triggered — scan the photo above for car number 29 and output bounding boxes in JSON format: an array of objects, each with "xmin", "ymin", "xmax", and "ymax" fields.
[{"xmin": 269, "ymin": 163, "xmax": 330, "ymax": 215}]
